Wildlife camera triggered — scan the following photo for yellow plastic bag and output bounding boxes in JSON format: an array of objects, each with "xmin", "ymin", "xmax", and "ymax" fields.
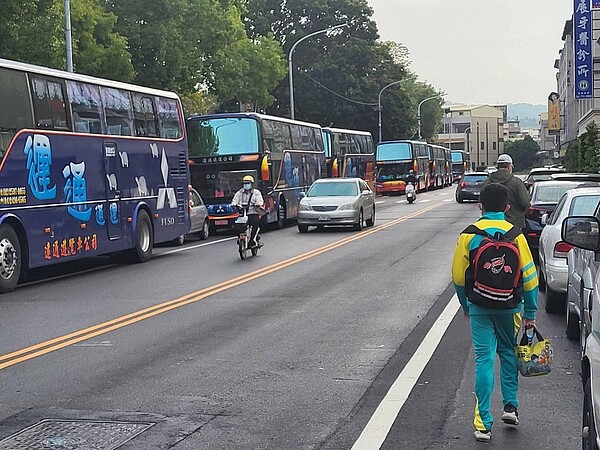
[{"xmin": 516, "ymin": 327, "xmax": 553, "ymax": 377}]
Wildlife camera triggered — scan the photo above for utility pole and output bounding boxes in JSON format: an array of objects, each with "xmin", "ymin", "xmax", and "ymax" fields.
[{"xmin": 65, "ymin": 0, "xmax": 73, "ymax": 72}]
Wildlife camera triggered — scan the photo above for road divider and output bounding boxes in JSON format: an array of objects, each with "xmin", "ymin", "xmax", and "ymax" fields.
[{"xmin": 0, "ymin": 202, "xmax": 444, "ymax": 371}]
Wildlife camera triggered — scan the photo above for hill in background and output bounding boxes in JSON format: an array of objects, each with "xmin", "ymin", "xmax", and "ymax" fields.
[{"xmin": 507, "ymin": 103, "xmax": 545, "ymax": 130}]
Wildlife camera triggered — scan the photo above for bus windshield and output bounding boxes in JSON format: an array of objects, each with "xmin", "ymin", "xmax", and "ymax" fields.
[
  {"xmin": 377, "ymin": 142, "xmax": 412, "ymax": 161},
  {"xmin": 451, "ymin": 151, "xmax": 464, "ymax": 163},
  {"xmin": 377, "ymin": 163, "xmax": 413, "ymax": 181},
  {"xmin": 187, "ymin": 117, "xmax": 260, "ymax": 156}
]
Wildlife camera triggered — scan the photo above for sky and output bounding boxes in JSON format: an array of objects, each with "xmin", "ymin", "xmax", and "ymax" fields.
[{"xmin": 368, "ymin": 0, "xmax": 573, "ymax": 105}]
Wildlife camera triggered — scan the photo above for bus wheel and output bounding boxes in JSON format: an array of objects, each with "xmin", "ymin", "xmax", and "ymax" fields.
[
  {"xmin": 129, "ymin": 210, "xmax": 153, "ymax": 263},
  {"xmin": 275, "ymin": 197, "xmax": 286, "ymax": 229},
  {"xmin": 0, "ymin": 224, "xmax": 21, "ymax": 293}
]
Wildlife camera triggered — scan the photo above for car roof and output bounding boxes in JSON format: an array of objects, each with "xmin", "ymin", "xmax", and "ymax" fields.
[
  {"xmin": 565, "ymin": 187, "xmax": 600, "ymax": 197},
  {"xmin": 313, "ymin": 178, "xmax": 359, "ymax": 182},
  {"xmin": 463, "ymin": 172, "xmax": 488, "ymax": 176},
  {"xmin": 533, "ymin": 180, "xmax": 585, "ymax": 188},
  {"xmin": 551, "ymin": 173, "xmax": 600, "ymax": 180},
  {"xmin": 529, "ymin": 167, "xmax": 563, "ymax": 174}
]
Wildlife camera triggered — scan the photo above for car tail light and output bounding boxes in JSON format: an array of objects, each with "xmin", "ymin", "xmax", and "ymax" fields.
[
  {"xmin": 460, "ymin": 181, "xmax": 467, "ymax": 188},
  {"xmin": 553, "ymin": 241, "xmax": 574, "ymax": 258},
  {"xmin": 526, "ymin": 206, "xmax": 549, "ymax": 219}
]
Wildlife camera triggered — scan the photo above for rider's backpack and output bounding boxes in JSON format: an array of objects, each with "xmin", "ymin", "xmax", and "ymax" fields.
[{"xmin": 462, "ymin": 225, "xmax": 523, "ymax": 309}]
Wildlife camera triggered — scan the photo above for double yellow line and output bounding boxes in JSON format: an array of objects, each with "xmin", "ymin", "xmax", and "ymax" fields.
[{"xmin": 0, "ymin": 202, "xmax": 442, "ymax": 371}]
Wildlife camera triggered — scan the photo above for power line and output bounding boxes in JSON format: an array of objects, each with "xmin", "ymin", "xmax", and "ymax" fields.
[{"xmin": 299, "ymin": 71, "xmax": 379, "ymax": 106}]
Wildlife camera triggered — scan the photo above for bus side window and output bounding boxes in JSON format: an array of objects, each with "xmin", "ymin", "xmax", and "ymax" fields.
[
  {"xmin": 102, "ymin": 87, "xmax": 134, "ymax": 136},
  {"xmin": 156, "ymin": 97, "xmax": 182, "ymax": 139},
  {"xmin": 132, "ymin": 93, "xmax": 158, "ymax": 137},
  {"xmin": 66, "ymin": 81, "xmax": 104, "ymax": 134},
  {"xmin": 30, "ymin": 76, "xmax": 68, "ymax": 130},
  {"xmin": 0, "ymin": 68, "xmax": 34, "ymax": 156}
]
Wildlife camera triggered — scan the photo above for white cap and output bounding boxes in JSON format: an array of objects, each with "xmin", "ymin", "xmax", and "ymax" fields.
[{"xmin": 497, "ymin": 154, "xmax": 513, "ymax": 164}]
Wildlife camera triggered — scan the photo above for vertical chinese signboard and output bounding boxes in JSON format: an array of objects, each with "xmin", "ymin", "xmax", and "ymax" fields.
[
  {"xmin": 575, "ymin": 0, "xmax": 593, "ymax": 99},
  {"xmin": 548, "ymin": 92, "xmax": 561, "ymax": 133}
]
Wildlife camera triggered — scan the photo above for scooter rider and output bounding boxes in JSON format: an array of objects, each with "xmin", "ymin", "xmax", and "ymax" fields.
[
  {"xmin": 231, "ymin": 175, "xmax": 265, "ymax": 247},
  {"xmin": 406, "ymin": 169, "xmax": 418, "ymax": 186}
]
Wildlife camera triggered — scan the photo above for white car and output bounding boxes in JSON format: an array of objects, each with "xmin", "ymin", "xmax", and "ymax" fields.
[{"xmin": 539, "ymin": 187, "xmax": 600, "ymax": 314}]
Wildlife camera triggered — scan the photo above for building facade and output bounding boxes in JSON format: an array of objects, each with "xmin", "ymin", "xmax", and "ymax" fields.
[{"xmin": 435, "ymin": 104, "xmax": 505, "ymax": 168}]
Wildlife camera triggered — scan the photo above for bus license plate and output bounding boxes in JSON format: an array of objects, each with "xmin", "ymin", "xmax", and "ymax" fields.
[
  {"xmin": 318, "ymin": 215, "xmax": 330, "ymax": 221},
  {"xmin": 215, "ymin": 220, "xmax": 229, "ymax": 226}
]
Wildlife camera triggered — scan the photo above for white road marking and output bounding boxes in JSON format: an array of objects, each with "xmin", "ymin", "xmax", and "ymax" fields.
[
  {"xmin": 351, "ymin": 295, "xmax": 460, "ymax": 450},
  {"xmin": 161, "ymin": 237, "xmax": 237, "ymax": 256},
  {"xmin": 418, "ymin": 199, "xmax": 431, "ymax": 203},
  {"xmin": 438, "ymin": 192, "xmax": 449, "ymax": 196},
  {"xmin": 443, "ymin": 199, "xmax": 454, "ymax": 203},
  {"xmin": 395, "ymin": 200, "xmax": 405, "ymax": 204},
  {"xmin": 376, "ymin": 201, "xmax": 385, "ymax": 204}
]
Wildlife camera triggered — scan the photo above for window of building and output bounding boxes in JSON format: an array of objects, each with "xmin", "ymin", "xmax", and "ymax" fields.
[
  {"xmin": 67, "ymin": 81, "xmax": 104, "ymax": 134},
  {"xmin": 102, "ymin": 87, "xmax": 134, "ymax": 136},
  {"xmin": 480, "ymin": 142, "xmax": 485, "ymax": 150},
  {"xmin": 493, "ymin": 142, "xmax": 497, "ymax": 150},
  {"xmin": 31, "ymin": 76, "xmax": 68, "ymax": 130},
  {"xmin": 0, "ymin": 68, "xmax": 34, "ymax": 156}
]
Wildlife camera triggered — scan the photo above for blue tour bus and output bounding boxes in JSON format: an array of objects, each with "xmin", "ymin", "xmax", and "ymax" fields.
[
  {"xmin": 322, "ymin": 127, "xmax": 375, "ymax": 190},
  {"xmin": 451, "ymin": 150, "xmax": 471, "ymax": 182},
  {"xmin": 186, "ymin": 113, "xmax": 324, "ymax": 230},
  {"xmin": 0, "ymin": 58, "xmax": 190, "ymax": 292},
  {"xmin": 376, "ymin": 140, "xmax": 429, "ymax": 194}
]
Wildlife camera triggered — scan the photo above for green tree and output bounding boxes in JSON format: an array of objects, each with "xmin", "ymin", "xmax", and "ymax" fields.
[
  {"xmin": 504, "ymin": 136, "xmax": 540, "ymax": 171},
  {"xmin": 0, "ymin": 0, "xmax": 133, "ymax": 81},
  {"xmin": 579, "ymin": 122, "xmax": 600, "ymax": 173},
  {"xmin": 563, "ymin": 141, "xmax": 581, "ymax": 172}
]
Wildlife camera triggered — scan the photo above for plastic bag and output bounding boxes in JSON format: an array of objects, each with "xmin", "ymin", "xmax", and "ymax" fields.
[{"xmin": 516, "ymin": 327, "xmax": 553, "ymax": 377}]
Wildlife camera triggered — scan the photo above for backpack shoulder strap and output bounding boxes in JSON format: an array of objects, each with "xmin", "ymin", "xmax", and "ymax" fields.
[
  {"xmin": 502, "ymin": 226, "xmax": 522, "ymax": 242},
  {"xmin": 461, "ymin": 225, "xmax": 490, "ymax": 238}
]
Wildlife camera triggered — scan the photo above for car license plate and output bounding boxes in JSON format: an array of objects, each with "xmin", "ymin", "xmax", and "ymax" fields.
[
  {"xmin": 318, "ymin": 215, "xmax": 331, "ymax": 221},
  {"xmin": 473, "ymin": 191, "xmax": 480, "ymax": 196},
  {"xmin": 215, "ymin": 220, "xmax": 228, "ymax": 226}
]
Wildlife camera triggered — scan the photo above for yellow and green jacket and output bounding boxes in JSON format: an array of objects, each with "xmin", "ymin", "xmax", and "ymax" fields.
[{"xmin": 452, "ymin": 211, "xmax": 538, "ymax": 319}]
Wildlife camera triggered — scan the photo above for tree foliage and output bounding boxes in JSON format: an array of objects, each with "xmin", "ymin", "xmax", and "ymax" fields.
[
  {"xmin": 504, "ymin": 136, "xmax": 540, "ymax": 171},
  {"xmin": 564, "ymin": 122, "xmax": 600, "ymax": 173}
]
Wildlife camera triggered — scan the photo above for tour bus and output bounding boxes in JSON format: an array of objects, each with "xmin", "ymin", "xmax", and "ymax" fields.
[
  {"xmin": 322, "ymin": 127, "xmax": 375, "ymax": 189},
  {"xmin": 444, "ymin": 147, "xmax": 453, "ymax": 186},
  {"xmin": 0, "ymin": 58, "xmax": 190, "ymax": 292},
  {"xmin": 451, "ymin": 150, "xmax": 471, "ymax": 182},
  {"xmin": 375, "ymin": 140, "xmax": 429, "ymax": 194},
  {"xmin": 427, "ymin": 143, "xmax": 448, "ymax": 189},
  {"xmin": 186, "ymin": 113, "xmax": 324, "ymax": 230}
]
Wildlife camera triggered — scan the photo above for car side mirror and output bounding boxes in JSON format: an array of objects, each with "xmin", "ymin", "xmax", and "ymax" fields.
[
  {"xmin": 562, "ymin": 216, "xmax": 600, "ymax": 251},
  {"xmin": 361, "ymin": 190, "xmax": 371, "ymax": 195},
  {"xmin": 540, "ymin": 213, "xmax": 548, "ymax": 226},
  {"xmin": 299, "ymin": 191, "xmax": 306, "ymax": 198}
]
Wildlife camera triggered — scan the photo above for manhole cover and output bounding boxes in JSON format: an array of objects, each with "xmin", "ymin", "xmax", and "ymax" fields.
[{"xmin": 0, "ymin": 419, "xmax": 155, "ymax": 449}]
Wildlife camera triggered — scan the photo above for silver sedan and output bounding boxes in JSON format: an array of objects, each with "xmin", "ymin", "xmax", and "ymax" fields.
[
  {"xmin": 173, "ymin": 188, "xmax": 210, "ymax": 245},
  {"xmin": 297, "ymin": 178, "xmax": 376, "ymax": 232}
]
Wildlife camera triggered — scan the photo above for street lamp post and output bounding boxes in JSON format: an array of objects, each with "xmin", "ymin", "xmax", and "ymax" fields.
[
  {"xmin": 417, "ymin": 95, "xmax": 440, "ymax": 140},
  {"xmin": 288, "ymin": 24, "xmax": 347, "ymax": 120},
  {"xmin": 64, "ymin": 0, "xmax": 73, "ymax": 72},
  {"xmin": 378, "ymin": 80, "xmax": 406, "ymax": 143}
]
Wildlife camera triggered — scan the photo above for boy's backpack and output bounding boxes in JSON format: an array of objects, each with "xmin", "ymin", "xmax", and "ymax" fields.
[{"xmin": 462, "ymin": 225, "xmax": 523, "ymax": 309}]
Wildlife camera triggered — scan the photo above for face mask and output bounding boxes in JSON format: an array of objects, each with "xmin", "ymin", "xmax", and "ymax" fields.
[{"xmin": 243, "ymin": 183, "xmax": 252, "ymax": 190}]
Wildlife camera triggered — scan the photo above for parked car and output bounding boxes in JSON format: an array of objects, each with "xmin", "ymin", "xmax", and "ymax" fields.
[
  {"xmin": 297, "ymin": 178, "xmax": 375, "ymax": 232},
  {"xmin": 525, "ymin": 167, "xmax": 565, "ymax": 189},
  {"xmin": 524, "ymin": 180, "xmax": 589, "ymax": 258},
  {"xmin": 561, "ymin": 212, "xmax": 600, "ymax": 449},
  {"xmin": 173, "ymin": 188, "xmax": 209, "ymax": 245},
  {"xmin": 485, "ymin": 166, "xmax": 498, "ymax": 174},
  {"xmin": 538, "ymin": 188, "xmax": 600, "ymax": 316},
  {"xmin": 455, "ymin": 172, "xmax": 489, "ymax": 203}
]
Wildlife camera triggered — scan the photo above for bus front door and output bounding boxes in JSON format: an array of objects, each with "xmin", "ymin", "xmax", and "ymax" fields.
[{"xmin": 103, "ymin": 142, "xmax": 122, "ymax": 240}]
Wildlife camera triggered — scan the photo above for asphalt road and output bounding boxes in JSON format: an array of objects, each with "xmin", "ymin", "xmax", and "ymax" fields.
[{"xmin": 0, "ymin": 186, "xmax": 582, "ymax": 449}]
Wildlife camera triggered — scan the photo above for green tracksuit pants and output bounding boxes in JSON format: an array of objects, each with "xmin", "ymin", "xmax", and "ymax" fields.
[{"xmin": 470, "ymin": 311, "xmax": 521, "ymax": 431}]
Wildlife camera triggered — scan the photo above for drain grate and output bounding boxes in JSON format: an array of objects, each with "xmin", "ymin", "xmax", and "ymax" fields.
[{"xmin": 0, "ymin": 419, "xmax": 155, "ymax": 450}]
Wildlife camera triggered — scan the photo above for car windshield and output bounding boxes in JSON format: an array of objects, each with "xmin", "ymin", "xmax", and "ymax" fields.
[
  {"xmin": 463, "ymin": 175, "xmax": 488, "ymax": 183},
  {"xmin": 533, "ymin": 183, "xmax": 579, "ymax": 203},
  {"xmin": 570, "ymin": 195, "xmax": 600, "ymax": 215},
  {"xmin": 307, "ymin": 182, "xmax": 358, "ymax": 197}
]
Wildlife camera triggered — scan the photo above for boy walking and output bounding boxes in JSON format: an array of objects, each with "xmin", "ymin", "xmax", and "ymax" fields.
[{"xmin": 452, "ymin": 183, "xmax": 538, "ymax": 442}]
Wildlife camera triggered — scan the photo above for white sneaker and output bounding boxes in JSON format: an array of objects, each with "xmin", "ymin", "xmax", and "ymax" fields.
[
  {"xmin": 501, "ymin": 404, "xmax": 519, "ymax": 425},
  {"xmin": 474, "ymin": 429, "xmax": 491, "ymax": 442}
]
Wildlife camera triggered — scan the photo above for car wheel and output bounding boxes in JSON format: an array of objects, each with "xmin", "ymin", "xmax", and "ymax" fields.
[
  {"xmin": 545, "ymin": 286, "xmax": 565, "ymax": 314},
  {"xmin": 199, "ymin": 219, "xmax": 210, "ymax": 240},
  {"xmin": 366, "ymin": 207, "xmax": 375, "ymax": 227},
  {"xmin": 566, "ymin": 308, "xmax": 579, "ymax": 341},
  {"xmin": 583, "ymin": 377, "xmax": 599, "ymax": 450},
  {"xmin": 298, "ymin": 224, "xmax": 309, "ymax": 233},
  {"xmin": 172, "ymin": 234, "xmax": 185, "ymax": 246},
  {"xmin": 353, "ymin": 209, "xmax": 364, "ymax": 231},
  {"xmin": 0, "ymin": 224, "xmax": 22, "ymax": 293},
  {"xmin": 456, "ymin": 194, "xmax": 463, "ymax": 203}
]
